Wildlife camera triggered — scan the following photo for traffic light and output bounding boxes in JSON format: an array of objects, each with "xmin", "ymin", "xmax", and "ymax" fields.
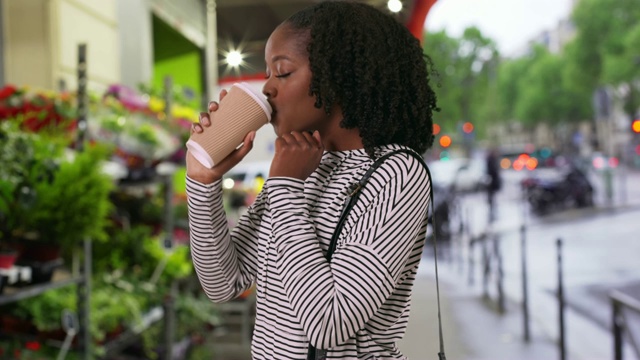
[
  {"xmin": 462, "ymin": 122, "xmax": 474, "ymax": 134},
  {"xmin": 439, "ymin": 135, "xmax": 452, "ymax": 148},
  {"xmin": 633, "ymin": 119, "xmax": 640, "ymax": 133}
]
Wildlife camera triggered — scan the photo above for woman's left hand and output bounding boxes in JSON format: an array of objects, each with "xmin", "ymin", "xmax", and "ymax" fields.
[{"xmin": 269, "ymin": 130, "xmax": 324, "ymax": 180}]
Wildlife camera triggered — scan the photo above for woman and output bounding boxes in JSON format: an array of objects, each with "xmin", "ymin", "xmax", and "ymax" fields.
[{"xmin": 186, "ymin": 1, "xmax": 438, "ymax": 358}]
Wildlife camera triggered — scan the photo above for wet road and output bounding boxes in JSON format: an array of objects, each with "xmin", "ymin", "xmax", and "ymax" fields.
[{"xmin": 429, "ymin": 166, "xmax": 640, "ymax": 359}]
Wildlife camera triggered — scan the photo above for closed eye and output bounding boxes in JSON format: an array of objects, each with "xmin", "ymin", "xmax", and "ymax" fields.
[{"xmin": 275, "ymin": 73, "xmax": 291, "ymax": 78}]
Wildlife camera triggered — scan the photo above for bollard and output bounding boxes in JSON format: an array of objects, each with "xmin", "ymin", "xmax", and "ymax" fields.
[
  {"xmin": 457, "ymin": 208, "xmax": 465, "ymax": 275},
  {"xmin": 603, "ymin": 168, "xmax": 614, "ymax": 207},
  {"xmin": 521, "ymin": 225, "xmax": 530, "ymax": 342},
  {"xmin": 557, "ymin": 238, "xmax": 566, "ymax": 360},
  {"xmin": 482, "ymin": 235, "xmax": 490, "ymax": 300},
  {"xmin": 468, "ymin": 237, "xmax": 475, "ymax": 286},
  {"xmin": 461, "ymin": 207, "xmax": 471, "ymax": 276},
  {"xmin": 612, "ymin": 299, "xmax": 623, "ymax": 360},
  {"xmin": 494, "ymin": 234, "xmax": 505, "ymax": 314}
]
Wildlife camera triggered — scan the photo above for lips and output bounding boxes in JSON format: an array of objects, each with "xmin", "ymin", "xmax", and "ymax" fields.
[{"xmin": 268, "ymin": 101, "xmax": 276, "ymax": 123}]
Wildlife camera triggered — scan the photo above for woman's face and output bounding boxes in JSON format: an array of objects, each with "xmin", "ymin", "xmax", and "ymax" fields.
[{"xmin": 262, "ymin": 25, "xmax": 330, "ymax": 136}]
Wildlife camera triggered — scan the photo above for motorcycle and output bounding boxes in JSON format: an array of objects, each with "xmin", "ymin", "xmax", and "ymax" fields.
[{"xmin": 521, "ymin": 164, "xmax": 594, "ymax": 215}]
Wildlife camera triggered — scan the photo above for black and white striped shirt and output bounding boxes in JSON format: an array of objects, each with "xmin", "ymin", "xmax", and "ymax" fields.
[{"xmin": 187, "ymin": 144, "xmax": 431, "ymax": 359}]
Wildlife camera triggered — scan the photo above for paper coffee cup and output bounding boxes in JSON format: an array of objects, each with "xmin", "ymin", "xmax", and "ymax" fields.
[{"xmin": 186, "ymin": 82, "xmax": 272, "ymax": 168}]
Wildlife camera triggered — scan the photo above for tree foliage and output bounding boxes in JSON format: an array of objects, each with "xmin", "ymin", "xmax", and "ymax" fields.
[
  {"xmin": 422, "ymin": 0, "xmax": 640, "ymax": 138},
  {"xmin": 568, "ymin": 0, "xmax": 640, "ymax": 117},
  {"xmin": 423, "ymin": 27, "xmax": 499, "ymax": 137},
  {"xmin": 423, "ymin": 30, "xmax": 463, "ymax": 133},
  {"xmin": 500, "ymin": 46, "xmax": 592, "ymax": 126}
]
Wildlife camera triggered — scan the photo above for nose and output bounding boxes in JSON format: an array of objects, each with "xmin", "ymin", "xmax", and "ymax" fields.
[{"xmin": 262, "ymin": 81, "xmax": 276, "ymax": 99}]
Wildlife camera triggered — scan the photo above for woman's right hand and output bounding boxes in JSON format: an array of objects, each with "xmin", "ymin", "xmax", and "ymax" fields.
[{"xmin": 186, "ymin": 89, "xmax": 256, "ymax": 184}]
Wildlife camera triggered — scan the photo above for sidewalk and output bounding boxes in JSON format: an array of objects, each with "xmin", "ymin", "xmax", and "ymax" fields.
[{"xmin": 400, "ymin": 261, "xmax": 558, "ymax": 360}]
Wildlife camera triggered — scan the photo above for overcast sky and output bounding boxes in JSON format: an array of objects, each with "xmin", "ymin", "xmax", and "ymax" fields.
[{"xmin": 424, "ymin": 0, "xmax": 575, "ymax": 55}]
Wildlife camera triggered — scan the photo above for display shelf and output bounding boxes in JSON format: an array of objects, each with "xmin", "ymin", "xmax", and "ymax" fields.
[
  {"xmin": 102, "ymin": 306, "xmax": 164, "ymax": 358},
  {"xmin": 0, "ymin": 277, "xmax": 82, "ymax": 306}
]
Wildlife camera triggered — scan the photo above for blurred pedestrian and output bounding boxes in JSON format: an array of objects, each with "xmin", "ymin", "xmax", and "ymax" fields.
[
  {"xmin": 486, "ymin": 147, "xmax": 502, "ymax": 221},
  {"xmin": 185, "ymin": 1, "xmax": 439, "ymax": 359}
]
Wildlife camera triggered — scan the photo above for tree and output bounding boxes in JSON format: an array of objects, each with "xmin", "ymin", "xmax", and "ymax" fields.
[
  {"xmin": 496, "ymin": 53, "xmax": 538, "ymax": 123},
  {"xmin": 458, "ymin": 27, "xmax": 500, "ymax": 137},
  {"xmin": 423, "ymin": 27, "xmax": 500, "ymax": 137},
  {"xmin": 567, "ymin": 0, "xmax": 640, "ymax": 118},
  {"xmin": 423, "ymin": 30, "xmax": 463, "ymax": 134},
  {"xmin": 510, "ymin": 46, "xmax": 592, "ymax": 126}
]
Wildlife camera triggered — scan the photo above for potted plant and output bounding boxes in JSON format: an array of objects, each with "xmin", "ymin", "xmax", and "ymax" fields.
[
  {"xmin": 24, "ymin": 143, "xmax": 115, "ymax": 259},
  {"xmin": 11, "ymin": 280, "xmax": 145, "ymax": 354},
  {"xmin": 0, "ymin": 121, "xmax": 64, "ymax": 259},
  {"xmin": 0, "ymin": 120, "xmax": 115, "ymax": 283}
]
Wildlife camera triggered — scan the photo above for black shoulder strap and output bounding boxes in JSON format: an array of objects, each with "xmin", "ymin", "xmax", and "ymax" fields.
[{"xmin": 308, "ymin": 149, "xmax": 447, "ymax": 360}]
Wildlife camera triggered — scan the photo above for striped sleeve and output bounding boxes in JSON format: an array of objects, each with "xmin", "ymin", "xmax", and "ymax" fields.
[
  {"xmin": 268, "ymin": 156, "xmax": 430, "ymax": 349},
  {"xmin": 186, "ymin": 176, "xmax": 261, "ymax": 302}
]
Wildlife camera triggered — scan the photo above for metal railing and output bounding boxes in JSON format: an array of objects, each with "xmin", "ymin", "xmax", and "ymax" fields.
[{"xmin": 612, "ymin": 290, "xmax": 640, "ymax": 360}]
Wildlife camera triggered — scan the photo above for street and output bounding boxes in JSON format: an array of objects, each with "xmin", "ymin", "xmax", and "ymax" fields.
[{"xmin": 418, "ymin": 165, "xmax": 640, "ymax": 359}]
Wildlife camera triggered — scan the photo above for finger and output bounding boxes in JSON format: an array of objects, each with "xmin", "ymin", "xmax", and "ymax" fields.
[
  {"xmin": 312, "ymin": 130, "xmax": 322, "ymax": 147},
  {"xmin": 223, "ymin": 131, "xmax": 255, "ymax": 164},
  {"xmin": 209, "ymin": 90, "xmax": 228, "ymax": 112},
  {"xmin": 290, "ymin": 131, "xmax": 313, "ymax": 147},
  {"xmin": 191, "ymin": 123, "xmax": 204, "ymax": 134},
  {"xmin": 301, "ymin": 131, "xmax": 320, "ymax": 148},
  {"xmin": 279, "ymin": 132, "xmax": 296, "ymax": 145},
  {"xmin": 208, "ymin": 101, "xmax": 219, "ymax": 113},
  {"xmin": 199, "ymin": 112, "xmax": 211, "ymax": 127},
  {"xmin": 274, "ymin": 136, "xmax": 286, "ymax": 152}
]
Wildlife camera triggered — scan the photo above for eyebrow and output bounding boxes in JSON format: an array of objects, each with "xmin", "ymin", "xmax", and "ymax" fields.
[{"xmin": 269, "ymin": 54, "xmax": 293, "ymax": 63}]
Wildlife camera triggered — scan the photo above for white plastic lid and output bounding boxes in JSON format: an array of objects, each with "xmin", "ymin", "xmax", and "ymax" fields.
[{"xmin": 186, "ymin": 139, "xmax": 215, "ymax": 168}]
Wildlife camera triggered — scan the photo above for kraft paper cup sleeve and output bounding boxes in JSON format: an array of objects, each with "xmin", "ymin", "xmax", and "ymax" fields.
[
  {"xmin": 234, "ymin": 82, "xmax": 272, "ymax": 121},
  {"xmin": 186, "ymin": 83, "xmax": 271, "ymax": 168}
]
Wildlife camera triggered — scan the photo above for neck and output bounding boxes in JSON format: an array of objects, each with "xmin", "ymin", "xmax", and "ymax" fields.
[
  {"xmin": 320, "ymin": 112, "xmax": 364, "ymax": 152},
  {"xmin": 323, "ymin": 127, "xmax": 363, "ymax": 152}
]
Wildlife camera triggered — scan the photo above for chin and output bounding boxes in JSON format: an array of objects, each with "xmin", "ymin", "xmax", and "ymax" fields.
[{"xmin": 270, "ymin": 123, "xmax": 282, "ymax": 136}]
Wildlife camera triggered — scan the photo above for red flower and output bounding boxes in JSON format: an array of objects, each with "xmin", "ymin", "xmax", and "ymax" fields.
[
  {"xmin": 0, "ymin": 85, "xmax": 17, "ymax": 100},
  {"xmin": 25, "ymin": 341, "xmax": 41, "ymax": 351}
]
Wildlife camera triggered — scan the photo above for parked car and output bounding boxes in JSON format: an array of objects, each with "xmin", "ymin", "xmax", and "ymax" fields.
[
  {"xmin": 455, "ymin": 158, "xmax": 489, "ymax": 192},
  {"xmin": 429, "ymin": 158, "xmax": 488, "ymax": 193}
]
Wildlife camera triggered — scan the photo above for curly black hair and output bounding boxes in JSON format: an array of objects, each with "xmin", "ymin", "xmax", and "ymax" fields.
[{"xmin": 283, "ymin": 0, "xmax": 438, "ymax": 157}]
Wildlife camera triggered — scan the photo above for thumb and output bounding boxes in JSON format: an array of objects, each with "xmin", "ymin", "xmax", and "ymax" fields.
[
  {"xmin": 236, "ymin": 131, "xmax": 256, "ymax": 158},
  {"xmin": 217, "ymin": 131, "xmax": 255, "ymax": 170}
]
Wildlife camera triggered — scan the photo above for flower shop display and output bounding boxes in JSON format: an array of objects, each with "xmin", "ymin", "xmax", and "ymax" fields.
[
  {"xmin": 0, "ymin": 83, "xmax": 198, "ymax": 183},
  {"xmin": 0, "ymin": 85, "xmax": 77, "ymax": 134},
  {"xmin": 99, "ymin": 84, "xmax": 197, "ymax": 178},
  {"xmin": 0, "ymin": 121, "xmax": 115, "ymax": 285},
  {"xmin": 0, "ymin": 82, "xmax": 210, "ymax": 357}
]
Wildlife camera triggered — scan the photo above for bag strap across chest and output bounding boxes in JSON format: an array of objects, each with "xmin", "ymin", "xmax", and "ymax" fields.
[{"xmin": 308, "ymin": 149, "xmax": 447, "ymax": 360}]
